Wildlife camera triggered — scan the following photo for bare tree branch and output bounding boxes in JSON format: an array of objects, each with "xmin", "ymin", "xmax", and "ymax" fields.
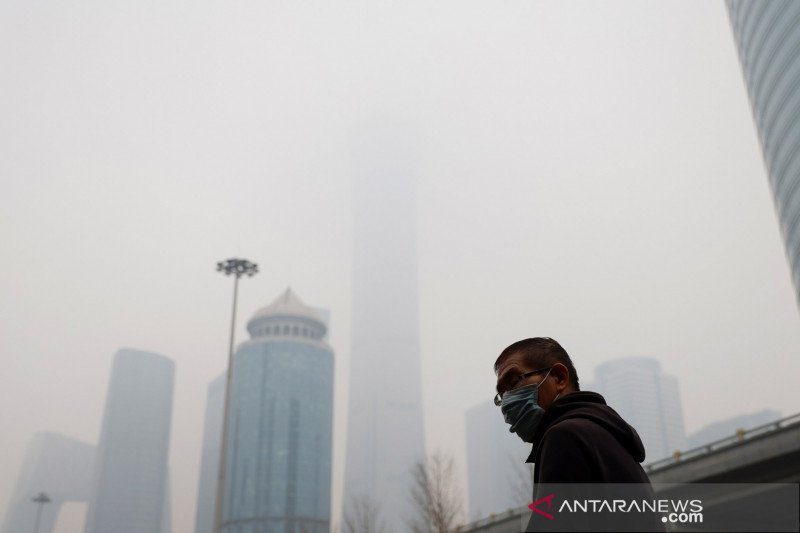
[
  {"xmin": 507, "ymin": 452, "xmax": 535, "ymax": 508},
  {"xmin": 342, "ymin": 493, "xmax": 389, "ymax": 533},
  {"xmin": 408, "ymin": 451, "xmax": 464, "ymax": 533}
]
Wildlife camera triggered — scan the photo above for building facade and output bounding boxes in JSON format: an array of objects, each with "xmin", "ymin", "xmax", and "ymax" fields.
[
  {"xmin": 589, "ymin": 357, "xmax": 686, "ymax": 463},
  {"xmin": 343, "ymin": 124, "xmax": 427, "ymax": 531},
  {"xmin": 1, "ymin": 433, "xmax": 95, "ymax": 533},
  {"xmin": 727, "ymin": 0, "xmax": 800, "ymax": 307},
  {"xmin": 220, "ymin": 288, "xmax": 334, "ymax": 533},
  {"xmin": 194, "ymin": 373, "xmax": 226, "ymax": 533},
  {"xmin": 84, "ymin": 348, "xmax": 174, "ymax": 533}
]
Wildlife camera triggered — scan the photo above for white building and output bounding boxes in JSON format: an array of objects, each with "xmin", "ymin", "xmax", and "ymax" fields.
[{"xmin": 588, "ymin": 357, "xmax": 686, "ymax": 463}]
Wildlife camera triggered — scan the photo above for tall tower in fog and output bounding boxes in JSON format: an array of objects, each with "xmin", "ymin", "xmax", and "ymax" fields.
[
  {"xmin": 727, "ymin": 1, "xmax": 800, "ymax": 308},
  {"xmin": 219, "ymin": 288, "xmax": 334, "ymax": 533},
  {"xmin": 84, "ymin": 349, "xmax": 174, "ymax": 533},
  {"xmin": 194, "ymin": 373, "xmax": 225, "ymax": 533},
  {"xmin": 343, "ymin": 125, "xmax": 426, "ymax": 530},
  {"xmin": 590, "ymin": 357, "xmax": 685, "ymax": 463}
]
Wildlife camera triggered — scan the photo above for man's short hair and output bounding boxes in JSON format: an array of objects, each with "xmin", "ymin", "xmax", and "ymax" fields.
[{"xmin": 494, "ymin": 337, "xmax": 580, "ymax": 391}]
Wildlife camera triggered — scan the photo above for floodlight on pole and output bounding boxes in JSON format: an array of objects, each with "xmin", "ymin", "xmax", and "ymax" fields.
[
  {"xmin": 31, "ymin": 492, "xmax": 50, "ymax": 533},
  {"xmin": 212, "ymin": 258, "xmax": 258, "ymax": 533}
]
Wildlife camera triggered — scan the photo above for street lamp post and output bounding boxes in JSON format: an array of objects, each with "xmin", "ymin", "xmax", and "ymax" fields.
[
  {"xmin": 31, "ymin": 492, "xmax": 50, "ymax": 533},
  {"xmin": 213, "ymin": 258, "xmax": 258, "ymax": 533}
]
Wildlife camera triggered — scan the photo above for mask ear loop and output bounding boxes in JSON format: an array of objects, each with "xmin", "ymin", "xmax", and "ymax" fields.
[{"xmin": 544, "ymin": 368, "xmax": 562, "ymax": 404}]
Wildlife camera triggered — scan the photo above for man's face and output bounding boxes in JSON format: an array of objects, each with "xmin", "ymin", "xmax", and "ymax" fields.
[{"xmin": 495, "ymin": 351, "xmax": 560, "ymax": 410}]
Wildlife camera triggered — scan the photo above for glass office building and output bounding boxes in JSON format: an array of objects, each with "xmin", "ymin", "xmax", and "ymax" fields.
[
  {"xmin": 1, "ymin": 433, "xmax": 95, "ymax": 533},
  {"xmin": 194, "ymin": 373, "xmax": 225, "ymax": 533},
  {"xmin": 85, "ymin": 349, "xmax": 174, "ymax": 533},
  {"xmin": 589, "ymin": 357, "xmax": 686, "ymax": 463},
  {"xmin": 221, "ymin": 289, "xmax": 334, "ymax": 533},
  {"xmin": 727, "ymin": 0, "xmax": 800, "ymax": 307}
]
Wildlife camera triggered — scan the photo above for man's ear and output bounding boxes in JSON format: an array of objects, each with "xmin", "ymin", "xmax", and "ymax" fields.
[{"xmin": 551, "ymin": 362, "xmax": 570, "ymax": 389}]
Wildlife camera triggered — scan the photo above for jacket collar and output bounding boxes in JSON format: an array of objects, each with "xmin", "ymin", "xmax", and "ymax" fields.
[{"xmin": 525, "ymin": 391, "xmax": 607, "ymax": 463}]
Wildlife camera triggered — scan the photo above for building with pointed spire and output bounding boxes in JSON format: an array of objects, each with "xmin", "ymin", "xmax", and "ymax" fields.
[{"xmin": 213, "ymin": 288, "xmax": 334, "ymax": 533}]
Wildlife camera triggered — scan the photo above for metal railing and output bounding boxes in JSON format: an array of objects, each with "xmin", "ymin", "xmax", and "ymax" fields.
[
  {"xmin": 454, "ymin": 506, "xmax": 526, "ymax": 532},
  {"xmin": 645, "ymin": 411, "xmax": 800, "ymax": 472},
  {"xmin": 454, "ymin": 412, "xmax": 800, "ymax": 531}
]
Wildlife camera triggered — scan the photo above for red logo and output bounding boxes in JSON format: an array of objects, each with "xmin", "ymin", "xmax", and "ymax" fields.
[{"xmin": 528, "ymin": 493, "xmax": 556, "ymax": 520}]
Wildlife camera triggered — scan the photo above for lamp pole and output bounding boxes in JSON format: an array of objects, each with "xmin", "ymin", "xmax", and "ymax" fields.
[
  {"xmin": 31, "ymin": 492, "xmax": 50, "ymax": 533},
  {"xmin": 213, "ymin": 258, "xmax": 258, "ymax": 533}
]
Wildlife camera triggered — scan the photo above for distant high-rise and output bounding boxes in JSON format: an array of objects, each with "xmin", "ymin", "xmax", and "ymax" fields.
[
  {"xmin": 464, "ymin": 401, "xmax": 530, "ymax": 521},
  {"xmin": 1, "ymin": 433, "xmax": 95, "ymax": 533},
  {"xmin": 194, "ymin": 373, "xmax": 225, "ymax": 533},
  {"xmin": 589, "ymin": 357, "xmax": 686, "ymax": 463},
  {"xmin": 220, "ymin": 288, "xmax": 334, "ymax": 533},
  {"xmin": 727, "ymin": 1, "xmax": 800, "ymax": 307},
  {"xmin": 343, "ymin": 125, "xmax": 426, "ymax": 531},
  {"xmin": 84, "ymin": 349, "xmax": 174, "ymax": 533}
]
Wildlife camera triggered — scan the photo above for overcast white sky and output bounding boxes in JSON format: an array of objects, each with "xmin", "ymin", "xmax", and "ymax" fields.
[{"xmin": 2, "ymin": 1, "xmax": 799, "ymax": 532}]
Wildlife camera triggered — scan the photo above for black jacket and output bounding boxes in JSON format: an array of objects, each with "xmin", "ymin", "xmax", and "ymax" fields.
[
  {"xmin": 527, "ymin": 391, "xmax": 651, "ymax": 484},
  {"xmin": 524, "ymin": 391, "xmax": 663, "ymax": 532}
]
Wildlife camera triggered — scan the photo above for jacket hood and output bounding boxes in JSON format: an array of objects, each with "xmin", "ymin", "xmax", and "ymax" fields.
[{"xmin": 527, "ymin": 391, "xmax": 646, "ymax": 463}]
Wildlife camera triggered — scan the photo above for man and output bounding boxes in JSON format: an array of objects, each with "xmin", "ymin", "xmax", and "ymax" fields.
[{"xmin": 494, "ymin": 337, "xmax": 661, "ymax": 531}]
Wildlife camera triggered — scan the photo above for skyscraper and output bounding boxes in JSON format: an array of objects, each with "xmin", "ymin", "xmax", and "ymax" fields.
[
  {"xmin": 727, "ymin": 0, "xmax": 800, "ymax": 307},
  {"xmin": 220, "ymin": 288, "xmax": 334, "ymax": 533},
  {"xmin": 464, "ymin": 401, "xmax": 531, "ymax": 521},
  {"xmin": 84, "ymin": 348, "xmax": 174, "ymax": 533},
  {"xmin": 343, "ymin": 125, "xmax": 426, "ymax": 531},
  {"xmin": 1, "ymin": 433, "xmax": 95, "ymax": 533},
  {"xmin": 588, "ymin": 357, "xmax": 686, "ymax": 463},
  {"xmin": 194, "ymin": 373, "xmax": 225, "ymax": 533}
]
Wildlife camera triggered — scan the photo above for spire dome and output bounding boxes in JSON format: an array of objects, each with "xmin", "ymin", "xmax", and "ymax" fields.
[{"xmin": 246, "ymin": 288, "xmax": 327, "ymax": 340}]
